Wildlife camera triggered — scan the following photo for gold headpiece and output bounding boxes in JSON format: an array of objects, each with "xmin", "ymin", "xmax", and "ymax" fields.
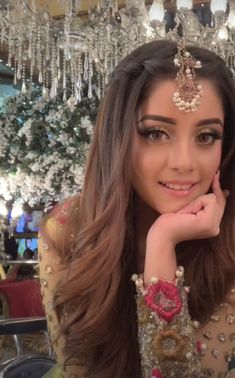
[{"xmin": 173, "ymin": 41, "xmax": 202, "ymax": 112}]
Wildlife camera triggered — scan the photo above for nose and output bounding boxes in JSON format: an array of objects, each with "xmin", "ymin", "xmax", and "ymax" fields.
[{"xmin": 168, "ymin": 140, "xmax": 195, "ymax": 173}]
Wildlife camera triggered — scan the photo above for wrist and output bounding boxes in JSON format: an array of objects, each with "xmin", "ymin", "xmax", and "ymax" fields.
[
  {"xmin": 147, "ymin": 220, "xmax": 178, "ymax": 250},
  {"xmin": 146, "ymin": 235, "xmax": 176, "ymax": 259},
  {"xmin": 144, "ymin": 238, "xmax": 177, "ymax": 284}
]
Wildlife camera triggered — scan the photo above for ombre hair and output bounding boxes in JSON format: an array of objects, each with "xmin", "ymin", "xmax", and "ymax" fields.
[{"xmin": 41, "ymin": 40, "xmax": 235, "ymax": 378}]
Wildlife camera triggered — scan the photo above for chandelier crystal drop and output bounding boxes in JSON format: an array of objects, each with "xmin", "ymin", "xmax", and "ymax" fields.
[{"xmin": 0, "ymin": 0, "xmax": 235, "ymax": 103}]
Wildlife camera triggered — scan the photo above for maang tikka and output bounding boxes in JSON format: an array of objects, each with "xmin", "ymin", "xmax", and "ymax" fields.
[{"xmin": 173, "ymin": 41, "xmax": 203, "ymax": 112}]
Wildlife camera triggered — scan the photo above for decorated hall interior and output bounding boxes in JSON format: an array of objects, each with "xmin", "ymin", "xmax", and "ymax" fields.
[{"xmin": 0, "ymin": 0, "xmax": 235, "ymax": 377}]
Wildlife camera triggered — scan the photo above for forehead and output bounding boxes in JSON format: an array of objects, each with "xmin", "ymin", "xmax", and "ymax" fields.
[{"xmin": 139, "ymin": 79, "xmax": 224, "ymax": 121}]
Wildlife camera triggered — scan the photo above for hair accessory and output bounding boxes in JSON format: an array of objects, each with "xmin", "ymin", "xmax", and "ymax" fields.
[{"xmin": 173, "ymin": 41, "xmax": 202, "ymax": 112}]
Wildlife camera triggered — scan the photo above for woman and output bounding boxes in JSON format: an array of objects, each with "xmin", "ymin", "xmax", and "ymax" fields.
[{"xmin": 39, "ymin": 40, "xmax": 235, "ymax": 378}]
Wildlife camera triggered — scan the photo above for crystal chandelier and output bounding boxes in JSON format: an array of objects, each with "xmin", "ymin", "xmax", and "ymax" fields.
[{"xmin": 0, "ymin": 0, "xmax": 235, "ymax": 104}]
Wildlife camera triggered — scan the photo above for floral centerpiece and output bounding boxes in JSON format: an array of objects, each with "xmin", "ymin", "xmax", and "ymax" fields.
[{"xmin": 0, "ymin": 88, "xmax": 99, "ymax": 208}]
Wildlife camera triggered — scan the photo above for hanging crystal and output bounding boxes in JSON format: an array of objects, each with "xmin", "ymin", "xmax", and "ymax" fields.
[
  {"xmin": 42, "ymin": 86, "xmax": 49, "ymax": 100},
  {"xmin": 1, "ymin": 0, "xmax": 235, "ymax": 102},
  {"xmin": 21, "ymin": 81, "xmax": 27, "ymax": 94},
  {"xmin": 38, "ymin": 71, "xmax": 43, "ymax": 83}
]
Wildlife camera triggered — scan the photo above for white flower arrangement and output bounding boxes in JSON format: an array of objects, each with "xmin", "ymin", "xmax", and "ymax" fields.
[{"xmin": 0, "ymin": 88, "xmax": 99, "ymax": 208}]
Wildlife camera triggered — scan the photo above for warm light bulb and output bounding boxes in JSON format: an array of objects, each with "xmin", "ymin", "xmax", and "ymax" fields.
[
  {"xmin": 149, "ymin": 0, "xmax": 164, "ymax": 22},
  {"xmin": 176, "ymin": 0, "xmax": 192, "ymax": 10},
  {"xmin": 210, "ymin": 0, "xmax": 226, "ymax": 14}
]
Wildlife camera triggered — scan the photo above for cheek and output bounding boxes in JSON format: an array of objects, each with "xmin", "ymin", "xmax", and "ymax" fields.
[
  {"xmin": 131, "ymin": 140, "xmax": 148, "ymax": 176},
  {"xmin": 200, "ymin": 146, "xmax": 222, "ymax": 183}
]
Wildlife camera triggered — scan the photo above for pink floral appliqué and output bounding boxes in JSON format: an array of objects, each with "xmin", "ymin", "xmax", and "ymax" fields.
[
  {"xmin": 151, "ymin": 368, "xmax": 163, "ymax": 378},
  {"xmin": 196, "ymin": 340, "xmax": 202, "ymax": 354},
  {"xmin": 144, "ymin": 280, "xmax": 182, "ymax": 323},
  {"xmin": 53, "ymin": 197, "xmax": 76, "ymax": 225}
]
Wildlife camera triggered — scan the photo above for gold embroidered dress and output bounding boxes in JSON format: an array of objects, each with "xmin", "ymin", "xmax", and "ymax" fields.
[{"xmin": 38, "ymin": 200, "xmax": 235, "ymax": 378}]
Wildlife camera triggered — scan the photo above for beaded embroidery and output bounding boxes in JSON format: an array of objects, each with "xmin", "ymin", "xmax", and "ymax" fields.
[
  {"xmin": 173, "ymin": 42, "xmax": 203, "ymax": 112},
  {"xmin": 53, "ymin": 197, "xmax": 78, "ymax": 225},
  {"xmin": 38, "ymin": 198, "xmax": 235, "ymax": 377},
  {"xmin": 173, "ymin": 41, "xmax": 202, "ymax": 112},
  {"xmin": 133, "ymin": 267, "xmax": 203, "ymax": 377},
  {"xmin": 133, "ymin": 271, "xmax": 235, "ymax": 377}
]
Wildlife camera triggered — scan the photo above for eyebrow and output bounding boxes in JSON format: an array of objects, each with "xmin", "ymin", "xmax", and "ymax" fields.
[{"xmin": 137, "ymin": 115, "xmax": 224, "ymax": 128}]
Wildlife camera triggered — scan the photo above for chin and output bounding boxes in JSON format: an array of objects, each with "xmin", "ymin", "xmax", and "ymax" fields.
[{"xmin": 153, "ymin": 201, "xmax": 192, "ymax": 215}]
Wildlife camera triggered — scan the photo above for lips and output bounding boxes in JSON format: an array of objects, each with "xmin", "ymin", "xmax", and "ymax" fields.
[{"xmin": 159, "ymin": 181, "xmax": 198, "ymax": 197}]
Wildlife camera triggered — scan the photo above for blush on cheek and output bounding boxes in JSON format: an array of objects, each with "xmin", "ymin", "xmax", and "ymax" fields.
[{"xmin": 206, "ymin": 175, "xmax": 217, "ymax": 194}]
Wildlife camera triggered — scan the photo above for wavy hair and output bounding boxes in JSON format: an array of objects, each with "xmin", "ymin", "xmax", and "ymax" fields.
[{"xmin": 42, "ymin": 40, "xmax": 235, "ymax": 377}]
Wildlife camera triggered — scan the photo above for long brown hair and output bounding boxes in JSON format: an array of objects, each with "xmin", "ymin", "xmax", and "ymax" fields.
[{"xmin": 41, "ymin": 40, "xmax": 235, "ymax": 377}]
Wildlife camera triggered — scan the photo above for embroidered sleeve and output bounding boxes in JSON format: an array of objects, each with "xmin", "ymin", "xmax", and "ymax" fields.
[
  {"xmin": 38, "ymin": 215, "xmax": 86, "ymax": 378},
  {"xmin": 132, "ymin": 267, "xmax": 203, "ymax": 378}
]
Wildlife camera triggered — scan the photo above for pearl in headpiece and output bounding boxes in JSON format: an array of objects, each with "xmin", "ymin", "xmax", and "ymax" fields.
[{"xmin": 173, "ymin": 41, "xmax": 203, "ymax": 112}]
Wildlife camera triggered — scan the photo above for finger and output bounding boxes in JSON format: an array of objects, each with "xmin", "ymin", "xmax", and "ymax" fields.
[
  {"xmin": 177, "ymin": 197, "xmax": 206, "ymax": 214},
  {"xmin": 211, "ymin": 171, "xmax": 225, "ymax": 205}
]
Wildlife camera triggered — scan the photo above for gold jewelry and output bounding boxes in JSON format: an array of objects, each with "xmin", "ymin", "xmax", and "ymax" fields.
[{"xmin": 173, "ymin": 41, "xmax": 202, "ymax": 112}]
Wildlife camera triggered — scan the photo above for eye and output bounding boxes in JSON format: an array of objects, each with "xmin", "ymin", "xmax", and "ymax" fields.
[
  {"xmin": 137, "ymin": 127, "xmax": 170, "ymax": 142},
  {"xmin": 197, "ymin": 132, "xmax": 222, "ymax": 145}
]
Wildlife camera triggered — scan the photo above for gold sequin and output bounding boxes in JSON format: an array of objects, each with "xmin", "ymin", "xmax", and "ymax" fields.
[
  {"xmin": 211, "ymin": 348, "xmax": 220, "ymax": 359},
  {"xmin": 220, "ymin": 302, "xmax": 229, "ymax": 309},
  {"xmin": 217, "ymin": 333, "xmax": 225, "ymax": 343},
  {"xmin": 137, "ymin": 298, "xmax": 151, "ymax": 324},
  {"xmin": 41, "ymin": 279, "xmax": 48, "ymax": 287},
  {"xmin": 203, "ymin": 330, "xmax": 213, "ymax": 340},
  {"xmin": 226, "ymin": 314, "xmax": 235, "ymax": 324},
  {"xmin": 211, "ymin": 313, "xmax": 220, "ymax": 322},
  {"xmin": 47, "ymin": 314, "xmax": 53, "ymax": 322},
  {"xmin": 48, "ymin": 301, "xmax": 54, "ymax": 310},
  {"xmin": 44, "ymin": 264, "xmax": 53, "ymax": 274}
]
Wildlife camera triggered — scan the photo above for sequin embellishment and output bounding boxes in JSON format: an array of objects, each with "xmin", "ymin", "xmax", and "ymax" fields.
[
  {"xmin": 226, "ymin": 314, "xmax": 235, "ymax": 324},
  {"xmin": 44, "ymin": 265, "xmax": 53, "ymax": 274},
  {"xmin": 41, "ymin": 279, "xmax": 48, "ymax": 287}
]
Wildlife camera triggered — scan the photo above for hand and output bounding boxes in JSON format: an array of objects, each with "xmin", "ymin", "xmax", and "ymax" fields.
[{"xmin": 147, "ymin": 171, "xmax": 229, "ymax": 248}]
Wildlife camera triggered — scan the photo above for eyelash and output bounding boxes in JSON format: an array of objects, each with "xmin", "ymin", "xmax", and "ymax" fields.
[
  {"xmin": 196, "ymin": 132, "xmax": 222, "ymax": 144},
  {"xmin": 137, "ymin": 127, "xmax": 223, "ymax": 145}
]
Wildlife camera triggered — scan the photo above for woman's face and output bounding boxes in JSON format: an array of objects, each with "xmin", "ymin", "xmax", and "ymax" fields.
[{"xmin": 131, "ymin": 79, "xmax": 224, "ymax": 214}]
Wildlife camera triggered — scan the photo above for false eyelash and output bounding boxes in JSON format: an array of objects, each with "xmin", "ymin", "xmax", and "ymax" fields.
[
  {"xmin": 137, "ymin": 126, "xmax": 167, "ymax": 136},
  {"xmin": 198, "ymin": 131, "xmax": 223, "ymax": 140}
]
